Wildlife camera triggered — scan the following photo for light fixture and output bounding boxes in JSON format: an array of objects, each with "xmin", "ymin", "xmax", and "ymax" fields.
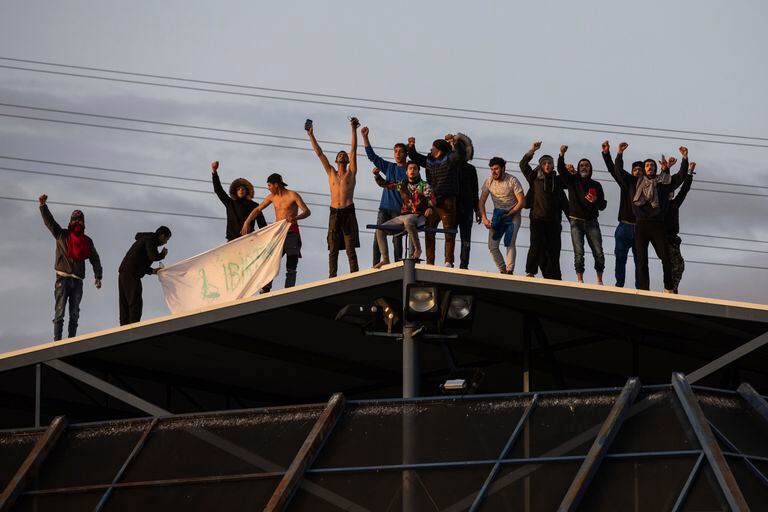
[
  {"xmin": 446, "ymin": 294, "xmax": 474, "ymax": 320},
  {"xmin": 440, "ymin": 368, "xmax": 484, "ymax": 395},
  {"xmin": 406, "ymin": 284, "xmax": 440, "ymax": 321},
  {"xmin": 335, "ymin": 304, "xmax": 377, "ymax": 327}
]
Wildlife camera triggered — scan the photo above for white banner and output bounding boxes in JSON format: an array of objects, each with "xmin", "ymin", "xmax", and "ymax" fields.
[{"xmin": 158, "ymin": 220, "xmax": 290, "ymax": 314}]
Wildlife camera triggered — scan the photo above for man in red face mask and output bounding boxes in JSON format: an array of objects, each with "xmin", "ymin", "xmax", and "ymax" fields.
[{"xmin": 39, "ymin": 194, "xmax": 103, "ymax": 341}]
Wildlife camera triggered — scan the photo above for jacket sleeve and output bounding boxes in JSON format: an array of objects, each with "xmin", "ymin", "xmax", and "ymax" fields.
[
  {"xmin": 519, "ymin": 151, "xmax": 535, "ymax": 183},
  {"xmin": 88, "ymin": 241, "xmax": 103, "ymax": 280},
  {"xmin": 470, "ymin": 165, "xmax": 479, "ymax": 212},
  {"xmin": 212, "ymin": 173, "xmax": 230, "ymax": 206},
  {"xmin": 375, "ymin": 174, "xmax": 399, "ymax": 190},
  {"xmin": 407, "ymin": 146, "xmax": 428, "ymax": 168},
  {"xmin": 596, "ymin": 183, "xmax": 608, "ymax": 211},
  {"xmin": 255, "ymin": 210, "xmax": 268, "ymax": 229},
  {"xmin": 671, "ymin": 158, "xmax": 689, "ymax": 189},
  {"xmin": 673, "ymin": 174, "xmax": 693, "ymax": 207},
  {"xmin": 557, "ymin": 154, "xmax": 575, "ymax": 185},
  {"xmin": 146, "ymin": 238, "xmax": 165, "ymax": 263},
  {"xmin": 613, "ymin": 153, "xmax": 634, "ymax": 189},
  {"xmin": 365, "ymin": 146, "xmax": 392, "ymax": 177},
  {"xmin": 39, "ymin": 205, "xmax": 63, "ymax": 237}
]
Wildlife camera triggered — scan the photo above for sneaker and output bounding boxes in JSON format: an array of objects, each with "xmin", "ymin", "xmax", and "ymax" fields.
[
  {"xmin": 525, "ymin": 273, "xmax": 535, "ymax": 278},
  {"xmin": 445, "ymin": 262, "xmax": 454, "ymax": 268},
  {"xmin": 499, "ymin": 269, "xmax": 507, "ymax": 274}
]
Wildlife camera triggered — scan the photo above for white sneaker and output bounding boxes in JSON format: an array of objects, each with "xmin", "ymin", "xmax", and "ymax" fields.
[{"xmin": 445, "ymin": 262, "xmax": 454, "ymax": 268}]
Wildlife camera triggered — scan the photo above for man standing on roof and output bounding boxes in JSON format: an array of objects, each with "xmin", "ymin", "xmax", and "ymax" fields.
[
  {"xmin": 446, "ymin": 133, "xmax": 481, "ymax": 269},
  {"xmin": 478, "ymin": 157, "xmax": 526, "ymax": 274},
  {"xmin": 519, "ymin": 141, "xmax": 566, "ymax": 280},
  {"xmin": 558, "ymin": 145, "xmax": 607, "ymax": 285},
  {"xmin": 39, "ymin": 194, "xmax": 103, "ymax": 341},
  {"xmin": 307, "ymin": 117, "xmax": 360, "ymax": 278},
  {"xmin": 407, "ymin": 134, "xmax": 466, "ymax": 266},
  {"xmin": 242, "ymin": 173, "xmax": 311, "ymax": 288},
  {"xmin": 118, "ymin": 226, "xmax": 171, "ymax": 325},
  {"xmin": 666, "ymin": 161, "xmax": 696, "ymax": 294},
  {"xmin": 602, "ymin": 141, "xmax": 641, "ymax": 288},
  {"xmin": 372, "ymin": 162, "xmax": 436, "ymax": 266},
  {"xmin": 210, "ymin": 161, "xmax": 267, "ymax": 241},
  {"xmin": 361, "ymin": 125, "xmax": 407, "ymax": 266}
]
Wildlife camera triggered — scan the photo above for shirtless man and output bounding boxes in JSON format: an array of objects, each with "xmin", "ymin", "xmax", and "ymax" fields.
[
  {"xmin": 241, "ymin": 173, "xmax": 311, "ymax": 288},
  {"xmin": 307, "ymin": 117, "xmax": 360, "ymax": 278}
]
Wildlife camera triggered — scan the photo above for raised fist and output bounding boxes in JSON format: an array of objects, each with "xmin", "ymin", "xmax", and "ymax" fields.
[
  {"xmin": 38, "ymin": 194, "xmax": 48, "ymax": 205},
  {"xmin": 211, "ymin": 161, "xmax": 219, "ymax": 174},
  {"xmin": 372, "ymin": 167, "xmax": 380, "ymax": 175},
  {"xmin": 618, "ymin": 142, "xmax": 629, "ymax": 153},
  {"xmin": 444, "ymin": 133, "xmax": 455, "ymax": 142},
  {"xmin": 560, "ymin": 145, "xmax": 568, "ymax": 155},
  {"xmin": 565, "ymin": 163, "xmax": 576, "ymax": 174},
  {"xmin": 667, "ymin": 156, "xmax": 678, "ymax": 167},
  {"xmin": 350, "ymin": 116, "xmax": 360, "ymax": 129},
  {"xmin": 601, "ymin": 141, "xmax": 610, "ymax": 153},
  {"xmin": 361, "ymin": 126, "xmax": 369, "ymax": 137},
  {"xmin": 679, "ymin": 146, "xmax": 688, "ymax": 158},
  {"xmin": 531, "ymin": 141, "xmax": 542, "ymax": 152}
]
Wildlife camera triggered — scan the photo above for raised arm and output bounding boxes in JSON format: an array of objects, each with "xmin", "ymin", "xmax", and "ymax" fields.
[
  {"xmin": 612, "ymin": 142, "xmax": 634, "ymax": 188},
  {"xmin": 210, "ymin": 161, "xmax": 230, "ymax": 205},
  {"xmin": 407, "ymin": 137, "xmax": 428, "ymax": 167},
  {"xmin": 38, "ymin": 195, "xmax": 63, "ymax": 237},
  {"xmin": 519, "ymin": 141, "xmax": 541, "ymax": 182},
  {"xmin": 373, "ymin": 168, "xmax": 398, "ymax": 189},
  {"xmin": 241, "ymin": 195, "xmax": 273, "ymax": 235},
  {"xmin": 306, "ymin": 125, "xmax": 334, "ymax": 174},
  {"xmin": 674, "ymin": 163, "xmax": 694, "ymax": 207},
  {"xmin": 556, "ymin": 145, "xmax": 576, "ymax": 185},
  {"xmin": 349, "ymin": 117, "xmax": 359, "ymax": 174},
  {"xmin": 671, "ymin": 146, "xmax": 690, "ymax": 189}
]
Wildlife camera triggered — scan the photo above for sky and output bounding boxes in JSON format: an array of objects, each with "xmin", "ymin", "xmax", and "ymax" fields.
[{"xmin": 0, "ymin": 0, "xmax": 766, "ymax": 352}]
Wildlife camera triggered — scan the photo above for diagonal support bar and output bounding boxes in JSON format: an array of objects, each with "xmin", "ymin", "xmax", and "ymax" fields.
[
  {"xmin": 687, "ymin": 331, "xmax": 768, "ymax": 384},
  {"xmin": 671, "ymin": 372, "xmax": 749, "ymax": 512},
  {"xmin": 737, "ymin": 382, "xmax": 768, "ymax": 426},
  {"xmin": 558, "ymin": 377, "xmax": 641, "ymax": 512},
  {"xmin": 264, "ymin": 393, "xmax": 346, "ymax": 512},
  {"xmin": 44, "ymin": 359, "xmax": 167, "ymax": 416},
  {"xmin": 0, "ymin": 416, "xmax": 67, "ymax": 511}
]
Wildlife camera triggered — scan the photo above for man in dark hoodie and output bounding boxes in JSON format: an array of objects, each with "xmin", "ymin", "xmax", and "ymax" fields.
[
  {"xmin": 39, "ymin": 194, "xmax": 103, "ymax": 341},
  {"xmin": 407, "ymin": 135, "xmax": 465, "ymax": 266},
  {"xmin": 616, "ymin": 144, "xmax": 690, "ymax": 292},
  {"xmin": 118, "ymin": 226, "xmax": 171, "ymax": 325},
  {"xmin": 558, "ymin": 145, "xmax": 607, "ymax": 284},
  {"xmin": 519, "ymin": 141, "xmax": 566, "ymax": 280},
  {"xmin": 602, "ymin": 141, "xmax": 641, "ymax": 288},
  {"xmin": 666, "ymin": 161, "xmax": 696, "ymax": 293},
  {"xmin": 446, "ymin": 133, "xmax": 481, "ymax": 269},
  {"xmin": 210, "ymin": 161, "xmax": 267, "ymax": 241}
]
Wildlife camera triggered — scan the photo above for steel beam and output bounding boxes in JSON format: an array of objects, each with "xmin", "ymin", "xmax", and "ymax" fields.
[
  {"xmin": 671, "ymin": 453, "xmax": 704, "ymax": 512},
  {"xmin": 0, "ymin": 416, "xmax": 67, "ymax": 511},
  {"xmin": 671, "ymin": 372, "xmax": 749, "ymax": 511},
  {"xmin": 687, "ymin": 331, "xmax": 768, "ymax": 384},
  {"xmin": 469, "ymin": 394, "xmax": 539, "ymax": 512},
  {"xmin": 737, "ymin": 382, "xmax": 768, "ymax": 426},
  {"xmin": 558, "ymin": 377, "xmax": 641, "ymax": 512},
  {"xmin": 264, "ymin": 393, "xmax": 346, "ymax": 512}
]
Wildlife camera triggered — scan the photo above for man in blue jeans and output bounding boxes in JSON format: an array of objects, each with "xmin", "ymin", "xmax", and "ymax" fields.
[
  {"xmin": 39, "ymin": 194, "xmax": 103, "ymax": 340},
  {"xmin": 558, "ymin": 145, "xmax": 607, "ymax": 284},
  {"xmin": 361, "ymin": 126, "xmax": 406, "ymax": 265}
]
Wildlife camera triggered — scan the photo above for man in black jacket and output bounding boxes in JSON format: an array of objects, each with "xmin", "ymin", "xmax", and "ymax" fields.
[
  {"xmin": 118, "ymin": 227, "xmax": 171, "ymax": 325},
  {"xmin": 446, "ymin": 133, "xmax": 480, "ymax": 269},
  {"xmin": 558, "ymin": 145, "xmax": 607, "ymax": 284},
  {"xmin": 519, "ymin": 141, "xmax": 566, "ymax": 280},
  {"xmin": 408, "ymin": 135, "xmax": 465, "ymax": 266},
  {"xmin": 39, "ymin": 194, "xmax": 103, "ymax": 341},
  {"xmin": 210, "ymin": 161, "xmax": 267, "ymax": 241},
  {"xmin": 666, "ymin": 162, "xmax": 695, "ymax": 293}
]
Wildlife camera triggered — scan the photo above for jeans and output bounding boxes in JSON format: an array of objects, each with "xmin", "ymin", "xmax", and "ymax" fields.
[
  {"xmin": 569, "ymin": 218, "xmax": 605, "ymax": 274},
  {"xmin": 372, "ymin": 208, "xmax": 403, "ymax": 265},
  {"xmin": 376, "ymin": 214, "xmax": 425, "ymax": 260},
  {"xmin": 526, "ymin": 219, "xmax": 562, "ymax": 280},
  {"xmin": 489, "ymin": 214, "xmax": 521, "ymax": 273},
  {"xmin": 53, "ymin": 275, "xmax": 83, "ymax": 340},
  {"xmin": 635, "ymin": 220, "xmax": 673, "ymax": 291},
  {"xmin": 425, "ymin": 196, "xmax": 457, "ymax": 265},
  {"xmin": 614, "ymin": 222, "xmax": 638, "ymax": 288}
]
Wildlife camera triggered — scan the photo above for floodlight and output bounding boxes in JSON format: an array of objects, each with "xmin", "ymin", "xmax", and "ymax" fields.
[
  {"xmin": 446, "ymin": 294, "xmax": 474, "ymax": 320},
  {"xmin": 407, "ymin": 285, "xmax": 438, "ymax": 315}
]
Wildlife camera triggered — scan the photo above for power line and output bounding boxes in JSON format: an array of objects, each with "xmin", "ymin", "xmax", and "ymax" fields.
[
  {"xmin": 2, "ymin": 155, "xmax": 767, "ymax": 245},
  {"xmin": 2, "ymin": 57, "xmax": 767, "ymax": 143},
  {"xmin": 3, "ymin": 101, "xmax": 766, "ymax": 191},
  {"xmin": 6, "ymin": 195, "xmax": 766, "ymax": 271},
  {"xmin": 2, "ymin": 62, "xmax": 768, "ymax": 149},
  {"xmin": 3, "ymin": 109, "xmax": 767, "ymax": 200}
]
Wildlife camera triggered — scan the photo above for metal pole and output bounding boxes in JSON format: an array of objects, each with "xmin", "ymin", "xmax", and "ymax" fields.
[{"xmin": 402, "ymin": 254, "xmax": 419, "ymax": 511}]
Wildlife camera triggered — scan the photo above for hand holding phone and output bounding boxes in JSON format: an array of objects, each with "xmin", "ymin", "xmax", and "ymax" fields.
[{"xmin": 304, "ymin": 119, "xmax": 313, "ymax": 131}]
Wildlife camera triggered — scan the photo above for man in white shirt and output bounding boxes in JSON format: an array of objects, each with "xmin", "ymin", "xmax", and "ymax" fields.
[{"xmin": 478, "ymin": 157, "xmax": 526, "ymax": 274}]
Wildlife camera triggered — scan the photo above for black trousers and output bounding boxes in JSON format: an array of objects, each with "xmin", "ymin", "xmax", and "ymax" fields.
[
  {"xmin": 457, "ymin": 208, "xmax": 474, "ymax": 269},
  {"xmin": 526, "ymin": 219, "xmax": 562, "ymax": 280},
  {"xmin": 118, "ymin": 272, "xmax": 143, "ymax": 326},
  {"xmin": 635, "ymin": 220, "xmax": 673, "ymax": 291}
]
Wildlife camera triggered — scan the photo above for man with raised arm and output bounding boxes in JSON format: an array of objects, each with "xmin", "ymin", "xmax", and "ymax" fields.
[
  {"xmin": 39, "ymin": 194, "xmax": 102, "ymax": 340},
  {"xmin": 446, "ymin": 133, "xmax": 481, "ymax": 269},
  {"xmin": 407, "ymin": 134, "xmax": 466, "ymax": 267},
  {"xmin": 558, "ymin": 145, "xmax": 608, "ymax": 285},
  {"xmin": 306, "ymin": 118, "xmax": 360, "ymax": 278},
  {"xmin": 118, "ymin": 226, "xmax": 171, "ymax": 325},
  {"xmin": 666, "ymin": 161, "xmax": 696, "ymax": 294},
  {"xmin": 372, "ymin": 162, "xmax": 436, "ymax": 266},
  {"xmin": 519, "ymin": 141, "xmax": 566, "ymax": 280},
  {"xmin": 479, "ymin": 157, "xmax": 526, "ymax": 274},
  {"xmin": 623, "ymin": 145, "xmax": 690, "ymax": 292},
  {"xmin": 210, "ymin": 160, "xmax": 266, "ymax": 241},
  {"xmin": 361, "ymin": 126, "xmax": 407, "ymax": 265},
  {"xmin": 602, "ymin": 141, "xmax": 641, "ymax": 288},
  {"xmin": 241, "ymin": 173, "xmax": 311, "ymax": 289}
]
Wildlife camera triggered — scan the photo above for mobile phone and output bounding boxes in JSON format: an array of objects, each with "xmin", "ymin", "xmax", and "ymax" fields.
[
  {"xmin": 304, "ymin": 119, "xmax": 313, "ymax": 131},
  {"xmin": 588, "ymin": 187, "xmax": 597, "ymax": 197}
]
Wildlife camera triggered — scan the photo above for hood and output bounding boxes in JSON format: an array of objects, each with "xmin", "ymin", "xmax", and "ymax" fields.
[
  {"xmin": 577, "ymin": 158, "xmax": 593, "ymax": 179},
  {"xmin": 455, "ymin": 132, "xmax": 474, "ymax": 161},
  {"xmin": 134, "ymin": 232, "xmax": 156, "ymax": 241},
  {"xmin": 229, "ymin": 178, "xmax": 255, "ymax": 200}
]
